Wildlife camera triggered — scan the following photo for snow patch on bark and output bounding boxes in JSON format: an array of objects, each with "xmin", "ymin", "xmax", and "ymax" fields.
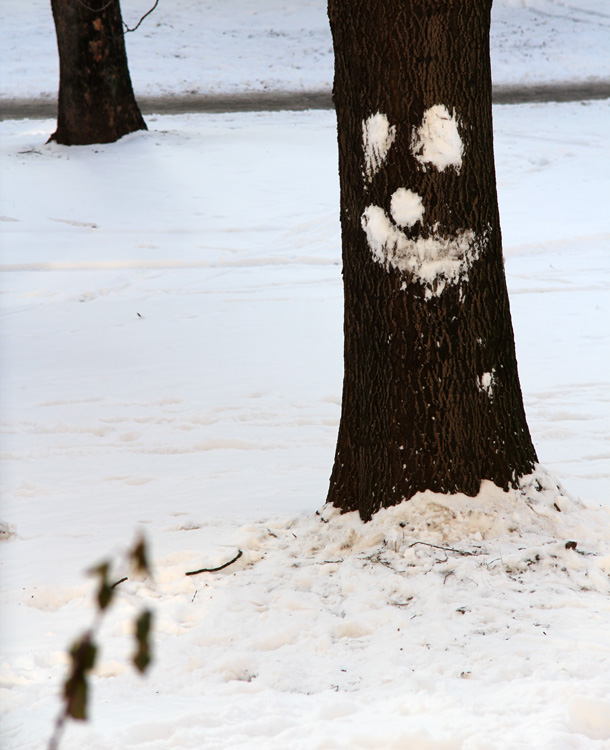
[
  {"xmin": 411, "ymin": 105, "xmax": 463, "ymax": 172},
  {"xmin": 361, "ymin": 204, "xmax": 482, "ymax": 296},
  {"xmin": 362, "ymin": 113, "xmax": 396, "ymax": 181},
  {"xmin": 390, "ymin": 188, "xmax": 425, "ymax": 228},
  {"xmin": 478, "ymin": 370, "xmax": 496, "ymax": 397}
]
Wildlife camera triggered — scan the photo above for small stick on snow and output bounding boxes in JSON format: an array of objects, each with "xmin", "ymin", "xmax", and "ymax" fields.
[
  {"xmin": 409, "ymin": 541, "xmax": 475, "ymax": 557},
  {"xmin": 111, "ymin": 577, "xmax": 128, "ymax": 589},
  {"xmin": 185, "ymin": 549, "xmax": 243, "ymax": 576}
]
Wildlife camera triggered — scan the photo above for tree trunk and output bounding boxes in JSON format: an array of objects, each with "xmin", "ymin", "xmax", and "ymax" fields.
[
  {"xmin": 50, "ymin": 0, "xmax": 146, "ymax": 145},
  {"xmin": 326, "ymin": 0, "xmax": 538, "ymax": 521}
]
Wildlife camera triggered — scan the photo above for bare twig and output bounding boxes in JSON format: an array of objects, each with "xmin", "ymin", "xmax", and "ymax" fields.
[
  {"xmin": 408, "ymin": 541, "xmax": 475, "ymax": 557},
  {"xmin": 74, "ymin": 0, "xmax": 159, "ymax": 33},
  {"xmin": 185, "ymin": 549, "xmax": 243, "ymax": 576},
  {"xmin": 72, "ymin": 0, "xmax": 158, "ymax": 34},
  {"xmin": 48, "ymin": 711, "xmax": 65, "ymax": 750},
  {"xmin": 390, "ymin": 597, "xmax": 413, "ymax": 607},
  {"xmin": 111, "ymin": 577, "xmax": 128, "ymax": 589},
  {"xmin": 74, "ymin": 0, "xmax": 116, "ymax": 13},
  {"xmin": 123, "ymin": 0, "xmax": 159, "ymax": 33}
]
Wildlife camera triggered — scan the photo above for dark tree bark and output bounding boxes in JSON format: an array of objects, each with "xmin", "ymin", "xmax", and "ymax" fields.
[
  {"xmin": 327, "ymin": 0, "xmax": 538, "ymax": 521},
  {"xmin": 50, "ymin": 0, "xmax": 146, "ymax": 145}
]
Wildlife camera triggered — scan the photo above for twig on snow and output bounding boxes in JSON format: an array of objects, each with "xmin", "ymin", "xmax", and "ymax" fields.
[
  {"xmin": 185, "ymin": 549, "xmax": 243, "ymax": 576},
  {"xmin": 408, "ymin": 541, "xmax": 476, "ymax": 557}
]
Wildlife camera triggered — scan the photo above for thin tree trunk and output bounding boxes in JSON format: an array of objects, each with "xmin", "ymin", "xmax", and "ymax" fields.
[
  {"xmin": 326, "ymin": 0, "xmax": 537, "ymax": 521},
  {"xmin": 50, "ymin": 0, "xmax": 146, "ymax": 145}
]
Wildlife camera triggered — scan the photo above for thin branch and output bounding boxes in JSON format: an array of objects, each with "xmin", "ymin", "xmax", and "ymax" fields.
[
  {"xmin": 74, "ymin": 0, "xmax": 160, "ymax": 33},
  {"xmin": 48, "ymin": 707, "xmax": 67, "ymax": 750},
  {"xmin": 408, "ymin": 541, "xmax": 476, "ymax": 557},
  {"xmin": 185, "ymin": 550, "xmax": 243, "ymax": 576},
  {"xmin": 123, "ymin": 0, "xmax": 159, "ymax": 33},
  {"xmin": 74, "ymin": 0, "xmax": 116, "ymax": 13}
]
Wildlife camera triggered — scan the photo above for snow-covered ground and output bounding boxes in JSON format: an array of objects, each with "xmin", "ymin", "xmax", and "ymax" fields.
[
  {"xmin": 2, "ymin": 99, "xmax": 610, "ymax": 750},
  {"xmin": 2, "ymin": 2, "xmax": 610, "ymax": 749},
  {"xmin": 1, "ymin": 0, "xmax": 610, "ymax": 100}
]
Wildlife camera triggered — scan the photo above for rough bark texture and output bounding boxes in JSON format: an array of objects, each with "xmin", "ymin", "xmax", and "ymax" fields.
[
  {"xmin": 327, "ymin": 0, "xmax": 538, "ymax": 521},
  {"xmin": 50, "ymin": 0, "xmax": 146, "ymax": 145}
]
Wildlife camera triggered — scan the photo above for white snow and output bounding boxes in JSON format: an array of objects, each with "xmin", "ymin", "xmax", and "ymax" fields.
[
  {"xmin": 411, "ymin": 105, "xmax": 464, "ymax": 173},
  {"xmin": 361, "ymin": 205, "xmax": 480, "ymax": 294},
  {"xmin": 478, "ymin": 370, "xmax": 496, "ymax": 397},
  {"xmin": 1, "ymin": 0, "xmax": 609, "ymax": 99},
  {"xmin": 362, "ymin": 112, "xmax": 396, "ymax": 182},
  {"xmin": 389, "ymin": 187, "xmax": 425, "ymax": 228},
  {"xmin": 1, "ymin": 3, "xmax": 610, "ymax": 749}
]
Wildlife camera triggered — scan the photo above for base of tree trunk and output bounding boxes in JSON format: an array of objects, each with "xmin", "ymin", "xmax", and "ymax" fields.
[{"xmin": 50, "ymin": 0, "xmax": 147, "ymax": 146}]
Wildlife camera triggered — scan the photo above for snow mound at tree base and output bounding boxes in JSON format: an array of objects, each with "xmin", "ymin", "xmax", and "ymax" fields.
[
  {"xmin": 140, "ymin": 469, "xmax": 610, "ymax": 747},
  {"xmin": 235, "ymin": 467, "xmax": 610, "ymax": 598},
  {"xmin": 11, "ymin": 470, "xmax": 608, "ymax": 748}
]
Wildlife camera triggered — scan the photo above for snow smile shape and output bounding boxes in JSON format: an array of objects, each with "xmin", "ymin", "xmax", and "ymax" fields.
[{"xmin": 361, "ymin": 204, "xmax": 482, "ymax": 295}]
